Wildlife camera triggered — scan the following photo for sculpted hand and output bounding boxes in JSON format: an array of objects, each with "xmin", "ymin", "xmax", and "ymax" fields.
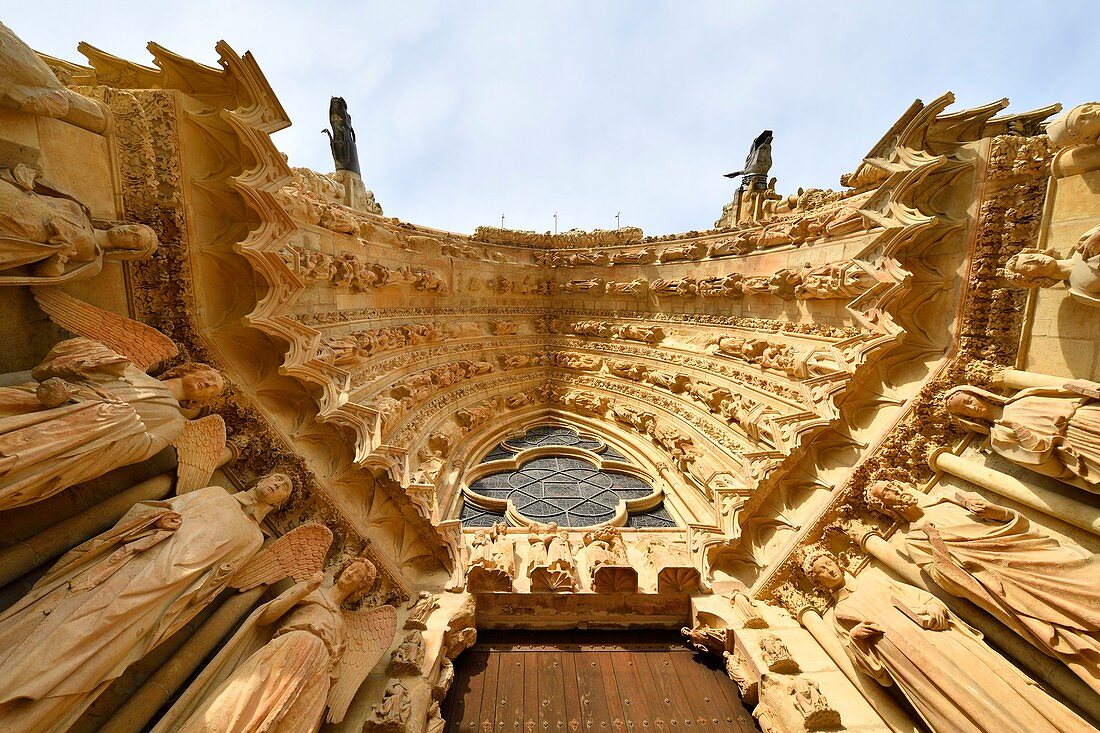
[
  {"xmin": 156, "ymin": 511, "xmax": 183, "ymax": 531},
  {"xmin": 921, "ymin": 602, "xmax": 950, "ymax": 630},
  {"xmin": 957, "ymin": 492, "xmax": 1011, "ymax": 521},
  {"xmin": 305, "ymin": 571, "xmax": 325, "ymax": 592},
  {"xmin": 851, "ymin": 622, "xmax": 884, "ymax": 645}
]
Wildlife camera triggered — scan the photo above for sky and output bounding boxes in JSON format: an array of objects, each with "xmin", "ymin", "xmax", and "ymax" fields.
[{"xmin": 6, "ymin": 2, "xmax": 1096, "ymax": 236}]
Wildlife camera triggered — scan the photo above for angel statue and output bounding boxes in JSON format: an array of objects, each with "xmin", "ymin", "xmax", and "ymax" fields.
[
  {"xmin": 0, "ymin": 289, "xmax": 228, "ymax": 510},
  {"xmin": 0, "ymin": 473, "xmax": 330, "ymax": 733},
  {"xmin": 946, "ymin": 380, "xmax": 1100, "ymax": 490},
  {"xmin": 154, "ymin": 557, "xmax": 397, "ymax": 733}
]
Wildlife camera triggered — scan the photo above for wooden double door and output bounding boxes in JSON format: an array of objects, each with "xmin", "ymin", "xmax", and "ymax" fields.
[{"xmin": 442, "ymin": 631, "xmax": 757, "ymax": 731}]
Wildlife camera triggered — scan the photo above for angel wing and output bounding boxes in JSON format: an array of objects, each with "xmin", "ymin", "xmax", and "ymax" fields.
[
  {"xmin": 173, "ymin": 415, "xmax": 226, "ymax": 493},
  {"xmin": 31, "ymin": 287, "xmax": 178, "ymax": 371},
  {"xmin": 230, "ymin": 523, "xmax": 333, "ymax": 591},
  {"xmin": 326, "ymin": 604, "xmax": 398, "ymax": 724}
]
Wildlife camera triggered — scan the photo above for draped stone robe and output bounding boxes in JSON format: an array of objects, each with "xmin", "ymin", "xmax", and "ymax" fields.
[
  {"xmin": 0, "ymin": 487, "xmax": 264, "ymax": 733},
  {"xmin": 831, "ymin": 574, "xmax": 1096, "ymax": 733},
  {"xmin": 901, "ymin": 496, "xmax": 1100, "ymax": 693}
]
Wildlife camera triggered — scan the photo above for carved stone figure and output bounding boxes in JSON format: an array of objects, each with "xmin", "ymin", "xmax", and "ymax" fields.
[
  {"xmin": 946, "ymin": 382, "xmax": 1100, "ymax": 489},
  {"xmin": 0, "ymin": 22, "xmax": 108, "ymax": 133},
  {"xmin": 722, "ymin": 649, "xmax": 758, "ymax": 704},
  {"xmin": 794, "ymin": 260, "xmax": 878, "ymax": 300},
  {"xmin": 0, "ymin": 475, "xmax": 293, "ymax": 733},
  {"xmin": 698, "ymin": 273, "xmax": 744, "ymax": 298},
  {"xmin": 1004, "ymin": 239, "xmax": 1100, "ymax": 308},
  {"xmin": 425, "ymin": 701, "xmax": 446, "ymax": 733},
  {"xmin": 605, "ymin": 277, "xmax": 648, "ymax": 296},
  {"xmin": 725, "ymin": 130, "xmax": 774, "ymax": 179},
  {"xmin": 1047, "ymin": 103, "xmax": 1100, "ymax": 149},
  {"xmin": 0, "ymin": 165, "xmax": 158, "ymax": 284},
  {"xmin": 651, "ymin": 277, "xmax": 698, "ymax": 297},
  {"xmin": 562, "ymin": 277, "xmax": 603, "ymax": 293},
  {"xmin": 681, "ymin": 623, "xmax": 730, "ymax": 656},
  {"xmin": 153, "ymin": 559, "xmax": 396, "ymax": 732},
  {"xmin": 804, "ymin": 550, "xmax": 1096, "ymax": 733},
  {"xmin": 528, "ymin": 523, "xmax": 576, "ymax": 591},
  {"xmin": 759, "ymin": 634, "xmax": 799, "ymax": 673},
  {"xmin": 323, "ymin": 96, "xmax": 360, "ymax": 175},
  {"xmin": 389, "ymin": 629, "xmax": 426, "ymax": 675},
  {"xmin": 405, "ymin": 591, "xmax": 440, "ymax": 630},
  {"xmin": 0, "ymin": 322, "xmax": 228, "ymax": 511},
  {"xmin": 610, "ymin": 248, "xmax": 656, "ymax": 264},
  {"xmin": 584, "ymin": 526, "xmax": 636, "ymax": 592},
  {"xmin": 467, "ymin": 524, "xmax": 514, "ymax": 592},
  {"xmin": 658, "ymin": 241, "xmax": 707, "ymax": 262},
  {"xmin": 870, "ymin": 480, "xmax": 1100, "ymax": 693},
  {"xmin": 789, "ymin": 677, "xmax": 840, "ymax": 730},
  {"xmin": 365, "ymin": 680, "xmax": 411, "ymax": 731}
]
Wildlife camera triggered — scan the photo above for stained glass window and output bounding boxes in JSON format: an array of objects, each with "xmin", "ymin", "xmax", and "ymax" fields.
[{"xmin": 464, "ymin": 425, "xmax": 676, "ymax": 527}]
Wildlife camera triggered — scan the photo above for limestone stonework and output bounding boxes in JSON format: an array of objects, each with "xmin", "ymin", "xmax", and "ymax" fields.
[{"xmin": 0, "ymin": 18, "xmax": 1097, "ymax": 733}]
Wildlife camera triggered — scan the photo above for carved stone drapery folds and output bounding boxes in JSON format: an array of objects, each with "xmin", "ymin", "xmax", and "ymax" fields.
[
  {"xmin": 870, "ymin": 480, "xmax": 1100, "ymax": 694},
  {"xmin": 804, "ymin": 551, "xmax": 1096, "ymax": 733}
]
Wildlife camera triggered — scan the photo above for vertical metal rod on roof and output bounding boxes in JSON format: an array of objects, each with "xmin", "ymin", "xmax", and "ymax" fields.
[
  {"xmin": 615, "ymin": 212, "xmax": 621, "ymax": 230},
  {"xmin": 554, "ymin": 212, "xmax": 558, "ymax": 234}
]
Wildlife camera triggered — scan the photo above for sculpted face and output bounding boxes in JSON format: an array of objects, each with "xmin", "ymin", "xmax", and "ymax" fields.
[
  {"xmin": 946, "ymin": 391, "xmax": 993, "ymax": 422},
  {"xmin": 808, "ymin": 555, "xmax": 845, "ymax": 591},
  {"xmin": 1009, "ymin": 252, "xmax": 1058, "ymax": 278},
  {"xmin": 338, "ymin": 559, "xmax": 375, "ymax": 592},
  {"xmin": 870, "ymin": 481, "xmax": 917, "ymax": 515},
  {"xmin": 181, "ymin": 368, "xmax": 224, "ymax": 402},
  {"xmin": 253, "ymin": 473, "xmax": 292, "ymax": 508},
  {"xmin": 106, "ymin": 223, "xmax": 158, "ymax": 253}
]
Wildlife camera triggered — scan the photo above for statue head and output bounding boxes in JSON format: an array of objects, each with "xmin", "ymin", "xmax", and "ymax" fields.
[
  {"xmin": 337, "ymin": 557, "xmax": 377, "ymax": 596},
  {"xmin": 802, "ymin": 549, "xmax": 844, "ymax": 592},
  {"xmin": 944, "ymin": 386, "xmax": 1005, "ymax": 434},
  {"xmin": 103, "ymin": 223, "xmax": 158, "ymax": 259},
  {"xmin": 160, "ymin": 362, "xmax": 225, "ymax": 404},
  {"xmin": 251, "ymin": 472, "xmax": 293, "ymax": 509},
  {"xmin": 1003, "ymin": 249, "xmax": 1065, "ymax": 288},
  {"xmin": 1047, "ymin": 102, "xmax": 1100, "ymax": 149},
  {"xmin": 867, "ymin": 480, "xmax": 922, "ymax": 521}
]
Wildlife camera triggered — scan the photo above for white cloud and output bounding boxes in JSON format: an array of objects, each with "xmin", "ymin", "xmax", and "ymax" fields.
[{"xmin": 7, "ymin": 1, "xmax": 1097, "ymax": 235}]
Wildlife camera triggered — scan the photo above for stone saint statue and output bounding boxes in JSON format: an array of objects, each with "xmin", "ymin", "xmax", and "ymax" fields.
[
  {"xmin": 1003, "ymin": 236, "xmax": 1100, "ymax": 308},
  {"xmin": 0, "ymin": 337, "xmax": 225, "ymax": 510},
  {"xmin": 152, "ymin": 558, "xmax": 398, "ymax": 733},
  {"xmin": 725, "ymin": 130, "xmax": 774, "ymax": 180},
  {"xmin": 0, "ymin": 164, "xmax": 158, "ymax": 284},
  {"xmin": 367, "ymin": 680, "xmax": 412, "ymax": 729},
  {"xmin": 0, "ymin": 474, "xmax": 294, "ymax": 733},
  {"xmin": 804, "ymin": 549, "xmax": 1096, "ymax": 733},
  {"xmin": 323, "ymin": 96, "xmax": 360, "ymax": 176},
  {"xmin": 869, "ymin": 480, "xmax": 1100, "ymax": 693},
  {"xmin": 945, "ymin": 381, "xmax": 1100, "ymax": 489}
]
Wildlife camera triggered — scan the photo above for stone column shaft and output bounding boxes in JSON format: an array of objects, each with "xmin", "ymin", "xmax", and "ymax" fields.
[
  {"xmin": 997, "ymin": 368, "xmax": 1071, "ymax": 390},
  {"xmin": 797, "ymin": 608, "xmax": 921, "ymax": 733},
  {"xmin": 930, "ymin": 449, "xmax": 1100, "ymax": 536}
]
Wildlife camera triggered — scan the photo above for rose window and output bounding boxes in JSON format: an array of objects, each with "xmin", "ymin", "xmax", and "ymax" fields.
[{"xmin": 460, "ymin": 425, "xmax": 676, "ymax": 528}]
